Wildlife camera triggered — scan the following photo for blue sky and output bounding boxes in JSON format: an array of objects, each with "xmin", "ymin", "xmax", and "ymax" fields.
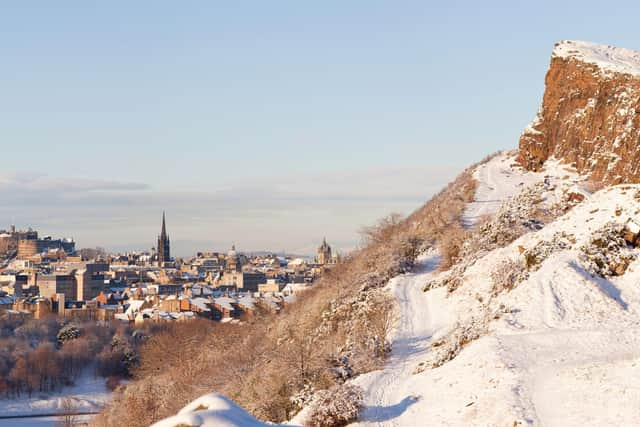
[{"xmin": 1, "ymin": 1, "xmax": 640, "ymax": 254}]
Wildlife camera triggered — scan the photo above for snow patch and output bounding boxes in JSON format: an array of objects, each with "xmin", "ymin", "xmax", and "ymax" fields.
[
  {"xmin": 553, "ymin": 40, "xmax": 640, "ymax": 78},
  {"xmin": 151, "ymin": 393, "xmax": 297, "ymax": 427}
]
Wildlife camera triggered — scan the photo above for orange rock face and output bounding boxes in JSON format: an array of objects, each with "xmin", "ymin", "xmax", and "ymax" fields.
[{"xmin": 518, "ymin": 41, "xmax": 640, "ymax": 184}]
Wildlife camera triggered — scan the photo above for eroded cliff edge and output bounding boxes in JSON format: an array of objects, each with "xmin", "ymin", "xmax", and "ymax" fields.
[{"xmin": 518, "ymin": 40, "xmax": 640, "ymax": 183}]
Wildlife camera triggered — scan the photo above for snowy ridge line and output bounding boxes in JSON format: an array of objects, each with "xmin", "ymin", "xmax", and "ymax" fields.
[{"xmin": 553, "ymin": 40, "xmax": 640, "ymax": 78}]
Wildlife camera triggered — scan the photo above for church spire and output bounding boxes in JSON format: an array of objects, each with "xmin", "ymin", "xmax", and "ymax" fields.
[{"xmin": 157, "ymin": 211, "xmax": 170, "ymax": 265}]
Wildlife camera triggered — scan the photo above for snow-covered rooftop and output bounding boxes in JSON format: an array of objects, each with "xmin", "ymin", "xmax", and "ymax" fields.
[
  {"xmin": 214, "ymin": 296, "xmax": 235, "ymax": 312},
  {"xmin": 236, "ymin": 294, "xmax": 255, "ymax": 310},
  {"xmin": 190, "ymin": 297, "xmax": 211, "ymax": 312},
  {"xmin": 553, "ymin": 40, "xmax": 640, "ymax": 77}
]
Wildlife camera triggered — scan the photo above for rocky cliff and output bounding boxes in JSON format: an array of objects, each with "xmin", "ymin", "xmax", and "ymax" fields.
[{"xmin": 518, "ymin": 40, "xmax": 640, "ymax": 183}]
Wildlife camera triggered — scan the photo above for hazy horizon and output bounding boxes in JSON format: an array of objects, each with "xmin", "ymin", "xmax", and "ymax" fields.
[{"xmin": 2, "ymin": 1, "xmax": 640, "ymax": 253}]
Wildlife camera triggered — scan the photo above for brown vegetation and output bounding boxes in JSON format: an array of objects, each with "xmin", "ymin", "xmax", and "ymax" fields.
[
  {"xmin": 306, "ymin": 383, "xmax": 364, "ymax": 427},
  {"xmin": 0, "ymin": 314, "xmax": 156, "ymax": 399},
  {"xmin": 94, "ymin": 154, "xmax": 494, "ymax": 427}
]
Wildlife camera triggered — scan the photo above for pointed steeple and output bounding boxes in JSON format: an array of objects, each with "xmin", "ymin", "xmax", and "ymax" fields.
[{"xmin": 157, "ymin": 211, "xmax": 170, "ymax": 264}]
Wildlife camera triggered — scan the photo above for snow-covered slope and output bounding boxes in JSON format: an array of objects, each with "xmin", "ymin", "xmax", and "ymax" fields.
[
  {"xmin": 462, "ymin": 151, "xmax": 581, "ymax": 226},
  {"xmin": 151, "ymin": 394, "xmax": 296, "ymax": 427},
  {"xmin": 350, "ymin": 153, "xmax": 640, "ymax": 426},
  {"xmin": 151, "ymin": 152, "xmax": 640, "ymax": 427}
]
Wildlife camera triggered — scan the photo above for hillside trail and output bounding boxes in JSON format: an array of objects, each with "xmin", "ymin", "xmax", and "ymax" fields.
[{"xmin": 351, "ymin": 251, "xmax": 441, "ymax": 427}]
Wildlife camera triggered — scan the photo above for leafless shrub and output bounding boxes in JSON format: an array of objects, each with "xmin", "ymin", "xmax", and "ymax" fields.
[
  {"xmin": 580, "ymin": 222, "xmax": 636, "ymax": 277},
  {"xmin": 522, "ymin": 232, "xmax": 575, "ymax": 271},
  {"xmin": 361, "ymin": 292, "xmax": 398, "ymax": 358},
  {"xmin": 306, "ymin": 383, "xmax": 364, "ymax": 427},
  {"xmin": 438, "ymin": 224, "xmax": 470, "ymax": 271},
  {"xmin": 425, "ymin": 319, "xmax": 487, "ymax": 369},
  {"xmin": 490, "ymin": 258, "xmax": 528, "ymax": 296}
]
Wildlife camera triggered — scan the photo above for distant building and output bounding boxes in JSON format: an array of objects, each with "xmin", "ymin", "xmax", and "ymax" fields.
[
  {"xmin": 75, "ymin": 263, "xmax": 109, "ymax": 301},
  {"xmin": 15, "ymin": 231, "xmax": 76, "ymax": 259},
  {"xmin": 37, "ymin": 263, "xmax": 108, "ymax": 302},
  {"xmin": 258, "ymin": 279, "xmax": 280, "ymax": 294},
  {"xmin": 220, "ymin": 271, "xmax": 266, "ymax": 292},
  {"xmin": 225, "ymin": 245, "xmax": 240, "ymax": 273},
  {"xmin": 194, "ymin": 257, "xmax": 221, "ymax": 274},
  {"xmin": 38, "ymin": 273, "xmax": 77, "ymax": 300},
  {"xmin": 316, "ymin": 237, "xmax": 332, "ymax": 265},
  {"xmin": 0, "ymin": 226, "xmax": 38, "ymax": 256},
  {"xmin": 157, "ymin": 212, "xmax": 171, "ymax": 265}
]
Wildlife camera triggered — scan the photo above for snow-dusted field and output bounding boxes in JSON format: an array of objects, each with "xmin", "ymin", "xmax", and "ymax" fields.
[
  {"xmin": 0, "ymin": 371, "xmax": 109, "ymax": 427},
  {"xmin": 0, "ymin": 415, "xmax": 93, "ymax": 427}
]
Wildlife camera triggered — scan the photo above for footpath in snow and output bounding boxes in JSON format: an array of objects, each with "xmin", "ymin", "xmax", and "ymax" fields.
[
  {"xmin": 350, "ymin": 251, "xmax": 449, "ymax": 426},
  {"xmin": 351, "ymin": 151, "xmax": 640, "ymax": 426}
]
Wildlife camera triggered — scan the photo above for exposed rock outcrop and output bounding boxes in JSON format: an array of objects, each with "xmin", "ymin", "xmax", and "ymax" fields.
[{"xmin": 518, "ymin": 40, "xmax": 640, "ymax": 183}]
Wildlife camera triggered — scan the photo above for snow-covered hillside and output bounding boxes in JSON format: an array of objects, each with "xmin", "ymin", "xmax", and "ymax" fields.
[
  {"xmin": 151, "ymin": 151, "xmax": 640, "ymax": 427},
  {"xmin": 349, "ymin": 152, "xmax": 640, "ymax": 426}
]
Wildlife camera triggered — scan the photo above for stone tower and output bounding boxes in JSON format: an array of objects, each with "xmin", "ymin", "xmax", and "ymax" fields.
[
  {"xmin": 157, "ymin": 212, "xmax": 171, "ymax": 265},
  {"xmin": 316, "ymin": 237, "xmax": 332, "ymax": 265},
  {"xmin": 226, "ymin": 244, "xmax": 240, "ymax": 273}
]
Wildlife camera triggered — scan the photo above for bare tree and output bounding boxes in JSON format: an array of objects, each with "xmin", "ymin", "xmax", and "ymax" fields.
[
  {"xmin": 57, "ymin": 396, "xmax": 78, "ymax": 427},
  {"xmin": 366, "ymin": 293, "xmax": 399, "ymax": 358}
]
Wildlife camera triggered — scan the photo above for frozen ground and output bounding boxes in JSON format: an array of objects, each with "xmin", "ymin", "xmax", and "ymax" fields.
[
  {"xmin": 350, "ymin": 154, "xmax": 640, "ymax": 426},
  {"xmin": 0, "ymin": 415, "xmax": 93, "ymax": 427},
  {"xmin": 0, "ymin": 370, "xmax": 109, "ymax": 427}
]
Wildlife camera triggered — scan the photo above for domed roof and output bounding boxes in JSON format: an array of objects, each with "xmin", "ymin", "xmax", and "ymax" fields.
[{"xmin": 227, "ymin": 244, "xmax": 237, "ymax": 258}]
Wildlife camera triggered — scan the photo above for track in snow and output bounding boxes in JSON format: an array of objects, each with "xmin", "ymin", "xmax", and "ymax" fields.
[
  {"xmin": 462, "ymin": 153, "xmax": 541, "ymax": 228},
  {"xmin": 351, "ymin": 252, "xmax": 441, "ymax": 427}
]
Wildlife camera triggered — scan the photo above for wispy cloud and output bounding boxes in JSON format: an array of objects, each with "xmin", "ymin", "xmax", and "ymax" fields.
[{"xmin": 0, "ymin": 165, "xmax": 462, "ymax": 255}]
